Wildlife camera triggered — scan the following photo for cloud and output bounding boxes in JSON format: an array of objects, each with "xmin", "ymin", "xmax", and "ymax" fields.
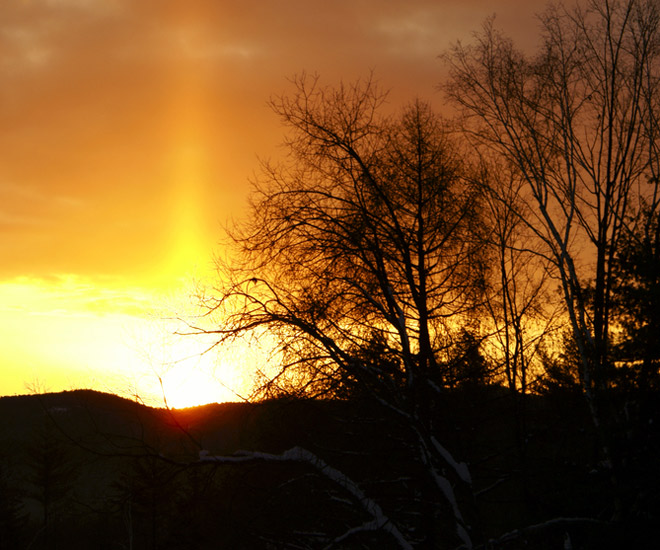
[
  {"xmin": 0, "ymin": 274, "xmax": 155, "ymax": 318},
  {"xmin": 0, "ymin": 180, "xmax": 83, "ymax": 205},
  {"xmin": 376, "ymin": 10, "xmax": 445, "ymax": 57},
  {"xmin": 1, "ymin": 27, "xmax": 53, "ymax": 69},
  {"xmin": 0, "ymin": 180, "xmax": 84, "ymax": 236},
  {"xmin": 177, "ymin": 33, "xmax": 262, "ymax": 62},
  {"xmin": 0, "ymin": 211, "xmax": 43, "ymax": 228},
  {"xmin": 32, "ymin": 0, "xmax": 124, "ymax": 16}
]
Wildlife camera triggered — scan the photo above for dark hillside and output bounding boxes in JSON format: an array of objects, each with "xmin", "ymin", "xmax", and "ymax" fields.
[{"xmin": 0, "ymin": 387, "xmax": 658, "ymax": 548}]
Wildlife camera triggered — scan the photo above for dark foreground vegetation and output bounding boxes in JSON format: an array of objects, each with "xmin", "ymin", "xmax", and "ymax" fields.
[{"xmin": 0, "ymin": 386, "xmax": 658, "ymax": 549}]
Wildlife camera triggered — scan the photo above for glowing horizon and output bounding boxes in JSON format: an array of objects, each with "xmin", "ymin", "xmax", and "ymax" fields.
[
  {"xmin": 0, "ymin": 274, "xmax": 249, "ymax": 406},
  {"xmin": 0, "ymin": 0, "xmax": 542, "ymax": 407}
]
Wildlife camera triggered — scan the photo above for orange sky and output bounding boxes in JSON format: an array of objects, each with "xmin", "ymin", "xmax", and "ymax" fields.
[{"xmin": 0, "ymin": 0, "xmax": 544, "ymax": 407}]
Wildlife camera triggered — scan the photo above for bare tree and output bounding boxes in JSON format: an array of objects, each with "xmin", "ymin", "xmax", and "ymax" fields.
[
  {"xmin": 445, "ymin": 0, "xmax": 660, "ymax": 516},
  {"xmin": 191, "ymin": 74, "xmax": 487, "ymax": 548},
  {"xmin": 478, "ymin": 163, "xmax": 557, "ymax": 397}
]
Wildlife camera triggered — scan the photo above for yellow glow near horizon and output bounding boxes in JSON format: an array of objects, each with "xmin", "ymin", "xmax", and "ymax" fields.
[
  {"xmin": 0, "ymin": 45, "xmax": 245, "ymax": 407},
  {"xmin": 0, "ymin": 276, "xmax": 256, "ymax": 407},
  {"xmin": 144, "ymin": 332, "xmax": 255, "ymax": 409}
]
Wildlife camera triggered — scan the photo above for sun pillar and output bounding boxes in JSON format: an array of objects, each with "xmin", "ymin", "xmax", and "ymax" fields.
[{"xmin": 162, "ymin": 39, "xmax": 214, "ymax": 283}]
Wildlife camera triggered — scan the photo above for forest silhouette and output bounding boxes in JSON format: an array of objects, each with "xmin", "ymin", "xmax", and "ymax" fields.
[{"xmin": 2, "ymin": 0, "xmax": 660, "ymax": 548}]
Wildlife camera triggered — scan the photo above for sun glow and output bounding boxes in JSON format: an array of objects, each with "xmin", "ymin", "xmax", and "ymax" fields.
[
  {"xmin": 0, "ymin": 276, "xmax": 259, "ymax": 408},
  {"xmin": 0, "ymin": 6, "xmax": 267, "ymax": 407},
  {"xmin": 155, "ymin": 351, "xmax": 247, "ymax": 409},
  {"xmin": 0, "ymin": 68, "xmax": 246, "ymax": 406},
  {"xmin": 134, "ymin": 313, "xmax": 255, "ymax": 408}
]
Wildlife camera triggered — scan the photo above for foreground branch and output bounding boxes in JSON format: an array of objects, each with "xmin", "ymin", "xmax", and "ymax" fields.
[{"xmin": 199, "ymin": 446, "xmax": 414, "ymax": 549}]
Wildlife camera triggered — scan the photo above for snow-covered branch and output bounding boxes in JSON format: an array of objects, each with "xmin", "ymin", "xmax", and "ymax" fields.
[
  {"xmin": 199, "ymin": 446, "xmax": 413, "ymax": 550},
  {"xmin": 483, "ymin": 517, "xmax": 606, "ymax": 549}
]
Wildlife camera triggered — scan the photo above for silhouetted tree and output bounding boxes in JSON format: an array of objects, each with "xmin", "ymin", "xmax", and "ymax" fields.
[
  {"xmin": 445, "ymin": 0, "xmax": 660, "ymax": 517},
  {"xmin": 112, "ymin": 453, "xmax": 180, "ymax": 550},
  {"xmin": 192, "ymin": 75, "xmax": 487, "ymax": 547},
  {"xmin": 478, "ymin": 164, "xmax": 557, "ymax": 396},
  {"xmin": 611, "ymin": 203, "xmax": 660, "ymax": 388},
  {"xmin": 0, "ymin": 459, "xmax": 26, "ymax": 548},
  {"xmin": 213, "ymin": 77, "xmax": 487, "ymax": 400},
  {"xmin": 444, "ymin": 328, "xmax": 492, "ymax": 388},
  {"xmin": 25, "ymin": 421, "xmax": 75, "ymax": 550},
  {"xmin": 536, "ymin": 331, "xmax": 583, "ymax": 394}
]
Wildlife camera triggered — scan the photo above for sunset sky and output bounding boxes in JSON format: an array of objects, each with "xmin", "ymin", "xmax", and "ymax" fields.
[{"xmin": 1, "ymin": 0, "xmax": 544, "ymax": 407}]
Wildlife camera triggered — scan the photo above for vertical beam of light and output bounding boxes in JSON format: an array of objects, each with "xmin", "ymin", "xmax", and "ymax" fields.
[
  {"xmin": 131, "ymin": 8, "xmax": 257, "ymax": 406},
  {"xmin": 161, "ymin": 19, "xmax": 215, "ymax": 283}
]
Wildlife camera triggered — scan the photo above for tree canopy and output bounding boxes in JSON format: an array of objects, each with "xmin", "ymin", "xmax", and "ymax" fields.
[{"xmin": 206, "ymin": 74, "xmax": 488, "ymax": 403}]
